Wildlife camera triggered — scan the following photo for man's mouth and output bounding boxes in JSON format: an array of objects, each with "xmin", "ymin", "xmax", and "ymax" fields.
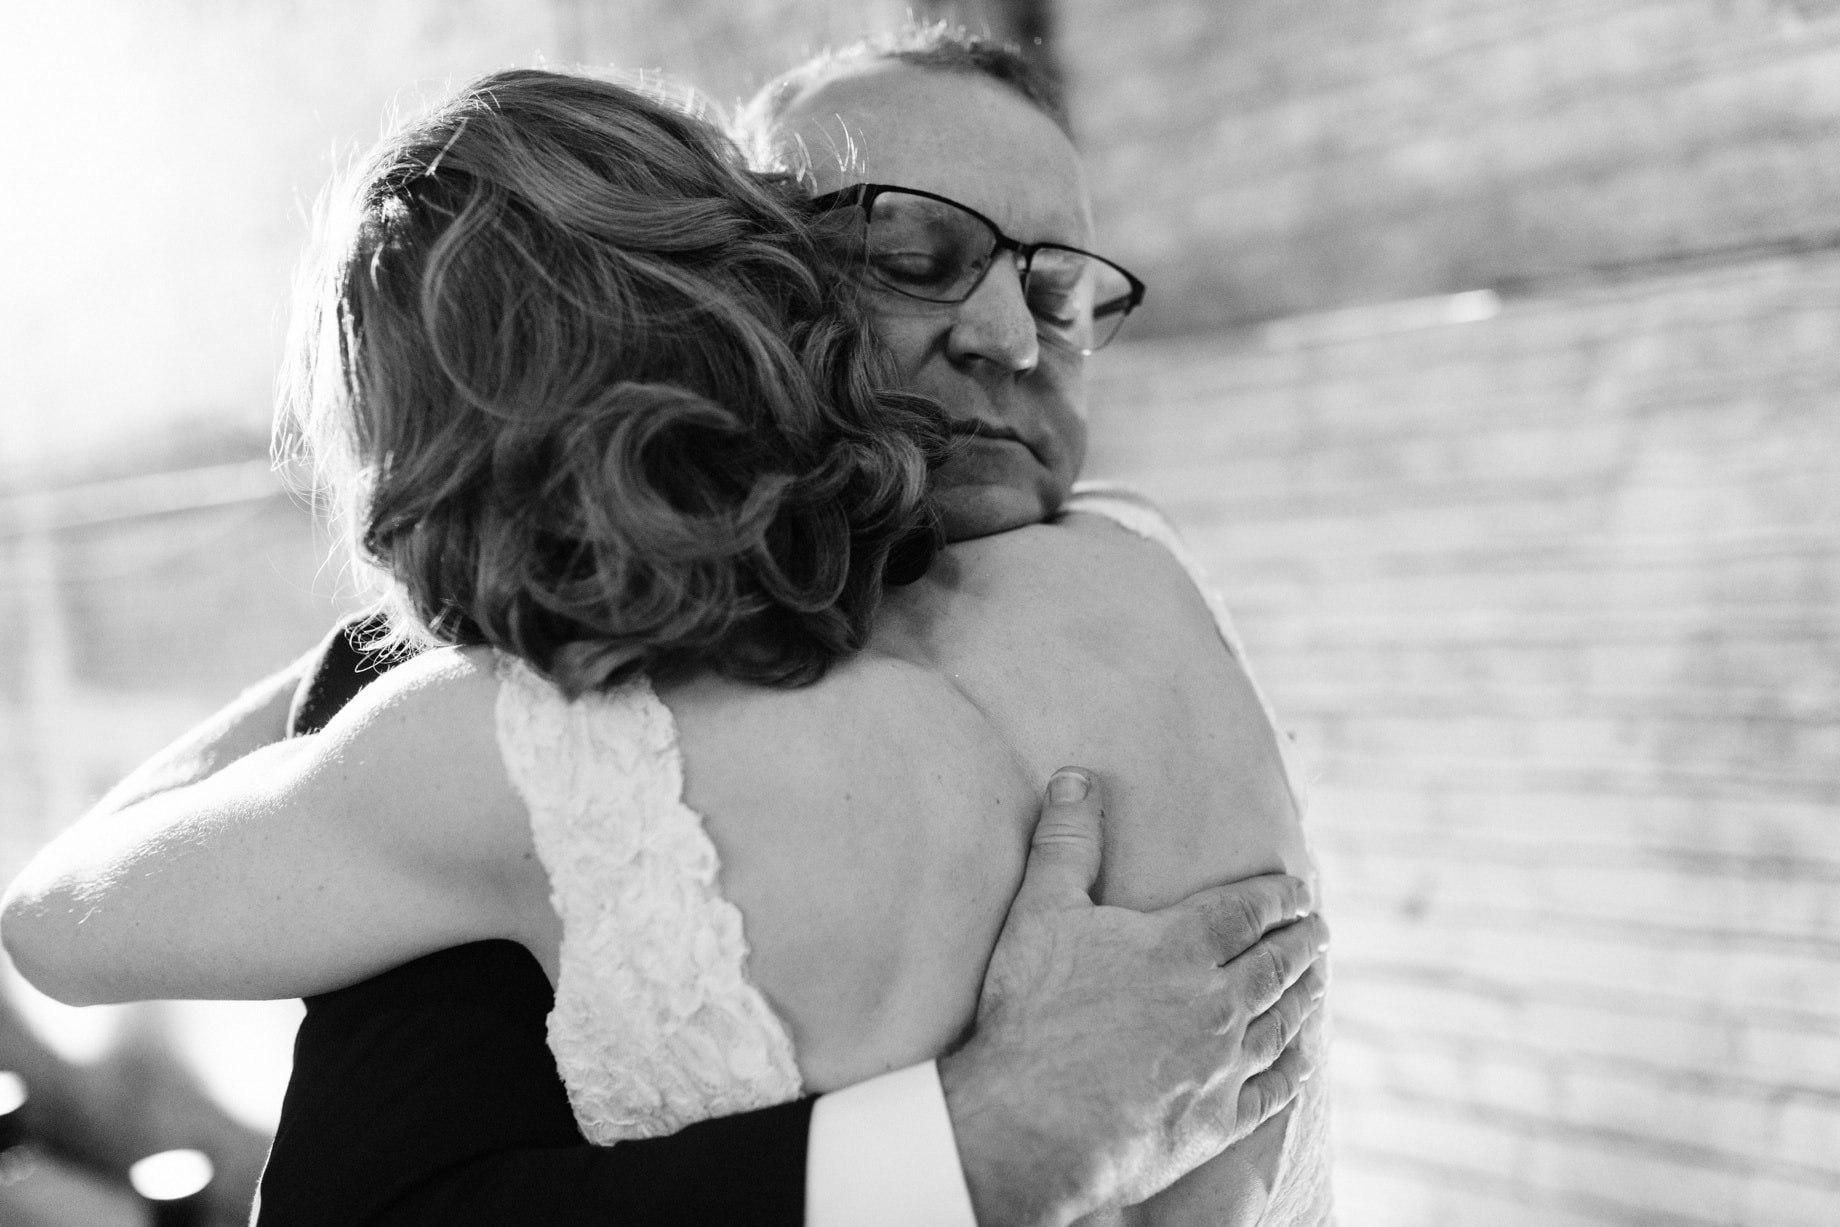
[
  {"xmin": 950, "ymin": 422, "xmax": 1025, "ymax": 445},
  {"xmin": 943, "ymin": 422, "xmax": 1048, "ymax": 473}
]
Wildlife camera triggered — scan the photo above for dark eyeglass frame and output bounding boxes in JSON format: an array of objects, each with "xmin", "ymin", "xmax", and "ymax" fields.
[{"xmin": 809, "ymin": 182, "xmax": 1147, "ymax": 353}]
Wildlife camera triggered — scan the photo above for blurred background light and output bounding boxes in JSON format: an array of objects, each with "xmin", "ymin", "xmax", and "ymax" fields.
[{"xmin": 128, "ymin": 1149, "xmax": 213, "ymax": 1202}]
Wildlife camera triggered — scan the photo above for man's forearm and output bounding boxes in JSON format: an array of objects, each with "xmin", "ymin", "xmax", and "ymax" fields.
[{"xmin": 258, "ymin": 940, "xmax": 809, "ymax": 1227}]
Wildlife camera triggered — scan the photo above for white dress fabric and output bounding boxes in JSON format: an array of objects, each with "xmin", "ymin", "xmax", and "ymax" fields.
[
  {"xmin": 497, "ymin": 655, "xmax": 803, "ymax": 1144},
  {"xmin": 496, "ymin": 484, "xmax": 1333, "ymax": 1222}
]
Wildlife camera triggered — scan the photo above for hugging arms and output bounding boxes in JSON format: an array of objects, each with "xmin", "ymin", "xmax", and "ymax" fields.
[
  {"xmin": 5, "ymin": 34, "xmax": 1333, "ymax": 1227},
  {"xmin": 8, "ymin": 598, "xmax": 1323, "ymax": 1227},
  {"xmin": 249, "ymin": 619, "xmax": 1323, "ymax": 1227}
]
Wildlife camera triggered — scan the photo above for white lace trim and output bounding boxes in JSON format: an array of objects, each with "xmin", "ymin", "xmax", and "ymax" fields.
[{"xmin": 496, "ymin": 655, "xmax": 803, "ymax": 1143}]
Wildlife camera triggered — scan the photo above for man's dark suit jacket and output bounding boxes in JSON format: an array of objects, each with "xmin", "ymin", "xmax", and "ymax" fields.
[{"xmin": 255, "ymin": 619, "xmax": 813, "ymax": 1225}]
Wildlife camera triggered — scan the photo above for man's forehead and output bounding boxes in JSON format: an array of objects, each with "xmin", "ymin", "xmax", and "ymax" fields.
[{"xmin": 772, "ymin": 61, "xmax": 1092, "ymax": 239}]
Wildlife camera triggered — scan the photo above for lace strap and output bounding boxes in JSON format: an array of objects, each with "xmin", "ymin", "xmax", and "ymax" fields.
[{"xmin": 494, "ymin": 655, "xmax": 803, "ymax": 1143}]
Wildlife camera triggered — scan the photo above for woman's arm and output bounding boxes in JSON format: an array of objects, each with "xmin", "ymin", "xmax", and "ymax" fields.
[{"xmin": 0, "ymin": 649, "xmax": 550, "ymax": 1005}]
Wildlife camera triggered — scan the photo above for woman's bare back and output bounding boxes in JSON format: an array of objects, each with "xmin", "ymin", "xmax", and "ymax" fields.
[{"xmin": 660, "ymin": 504, "xmax": 1313, "ymax": 1093}]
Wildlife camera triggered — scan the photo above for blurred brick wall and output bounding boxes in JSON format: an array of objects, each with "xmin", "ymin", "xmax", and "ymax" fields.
[
  {"xmin": 1063, "ymin": 0, "xmax": 1840, "ymax": 334},
  {"xmin": 0, "ymin": 477, "xmax": 352, "ymax": 878},
  {"xmin": 1069, "ymin": 2, "xmax": 1840, "ymax": 1223},
  {"xmin": 1085, "ymin": 257, "xmax": 1839, "ymax": 1225},
  {"xmin": 548, "ymin": 0, "xmax": 910, "ymax": 104}
]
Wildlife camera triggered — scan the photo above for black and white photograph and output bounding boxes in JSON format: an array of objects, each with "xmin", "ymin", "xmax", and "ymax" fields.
[{"xmin": 1, "ymin": 1, "xmax": 1835, "ymax": 1224}]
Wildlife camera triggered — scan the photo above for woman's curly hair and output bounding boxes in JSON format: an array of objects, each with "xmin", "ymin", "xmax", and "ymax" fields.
[{"xmin": 281, "ymin": 69, "xmax": 948, "ymax": 694}]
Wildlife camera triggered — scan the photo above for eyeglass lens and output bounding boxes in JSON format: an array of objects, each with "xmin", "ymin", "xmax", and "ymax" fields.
[{"xmin": 861, "ymin": 190, "xmax": 1137, "ymax": 352}]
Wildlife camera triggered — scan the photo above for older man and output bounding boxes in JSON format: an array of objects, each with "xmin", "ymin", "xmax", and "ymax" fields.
[{"xmin": 156, "ymin": 30, "xmax": 1325, "ymax": 1227}]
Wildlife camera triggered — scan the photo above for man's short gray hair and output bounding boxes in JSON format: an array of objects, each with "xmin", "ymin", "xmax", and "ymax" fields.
[{"xmin": 737, "ymin": 20, "xmax": 1070, "ymax": 173}]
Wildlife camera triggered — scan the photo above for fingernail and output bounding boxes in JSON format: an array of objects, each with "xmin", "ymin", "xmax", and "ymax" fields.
[{"xmin": 1047, "ymin": 770, "xmax": 1090, "ymax": 803}]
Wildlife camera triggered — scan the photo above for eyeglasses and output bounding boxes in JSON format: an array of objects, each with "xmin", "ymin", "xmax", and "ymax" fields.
[{"xmin": 810, "ymin": 183, "xmax": 1146, "ymax": 355}]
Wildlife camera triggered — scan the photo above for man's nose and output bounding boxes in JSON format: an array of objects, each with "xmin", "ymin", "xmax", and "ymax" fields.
[{"xmin": 945, "ymin": 257, "xmax": 1040, "ymax": 374}]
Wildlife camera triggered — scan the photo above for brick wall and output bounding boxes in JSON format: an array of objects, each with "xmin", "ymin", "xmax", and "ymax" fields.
[
  {"xmin": 546, "ymin": 0, "xmax": 910, "ymax": 104},
  {"xmin": 1061, "ymin": 0, "xmax": 1840, "ymax": 334},
  {"xmin": 0, "ymin": 482, "xmax": 354, "ymax": 875},
  {"xmin": 1084, "ymin": 246, "xmax": 1840, "ymax": 1226},
  {"xmin": 1062, "ymin": 2, "xmax": 1840, "ymax": 1221}
]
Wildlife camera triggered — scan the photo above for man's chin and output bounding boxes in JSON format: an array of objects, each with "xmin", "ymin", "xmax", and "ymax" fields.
[{"xmin": 935, "ymin": 485, "xmax": 1062, "ymax": 542}]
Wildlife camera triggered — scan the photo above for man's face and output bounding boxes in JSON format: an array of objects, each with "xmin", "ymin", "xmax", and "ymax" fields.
[{"xmin": 774, "ymin": 63, "xmax": 1093, "ymax": 541}]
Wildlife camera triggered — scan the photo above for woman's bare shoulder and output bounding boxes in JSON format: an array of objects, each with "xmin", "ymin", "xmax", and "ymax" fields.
[
  {"xmin": 217, "ymin": 642, "xmax": 536, "ymax": 902},
  {"xmin": 1056, "ymin": 486, "xmax": 1183, "ymax": 551},
  {"xmin": 953, "ymin": 499, "xmax": 1206, "ymax": 619},
  {"xmin": 322, "ymin": 643, "xmax": 497, "ymax": 730}
]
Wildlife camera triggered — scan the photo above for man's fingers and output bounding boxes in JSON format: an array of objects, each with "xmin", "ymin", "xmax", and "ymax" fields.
[
  {"xmin": 1012, "ymin": 768, "xmax": 1105, "ymax": 908},
  {"xmin": 1234, "ymin": 1037, "xmax": 1316, "ymax": 1133},
  {"xmin": 1220, "ymin": 913, "xmax": 1326, "ymax": 1015},
  {"xmin": 1179, "ymin": 874, "xmax": 1315, "ymax": 965},
  {"xmin": 1240, "ymin": 963, "xmax": 1326, "ymax": 1069}
]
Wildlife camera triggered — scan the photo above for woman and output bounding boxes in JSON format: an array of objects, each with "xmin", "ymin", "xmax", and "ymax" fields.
[{"xmin": 4, "ymin": 69, "xmax": 1327, "ymax": 1222}]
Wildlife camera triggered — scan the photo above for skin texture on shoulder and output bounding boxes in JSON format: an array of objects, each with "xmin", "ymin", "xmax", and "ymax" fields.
[
  {"xmin": 649, "ymin": 504, "xmax": 1315, "ymax": 1224},
  {"xmin": 1, "ymin": 648, "xmax": 558, "ymax": 1004},
  {"xmin": 934, "ymin": 511, "xmax": 1312, "ymax": 907},
  {"xmin": 661, "ymin": 646, "xmax": 1038, "ymax": 1091}
]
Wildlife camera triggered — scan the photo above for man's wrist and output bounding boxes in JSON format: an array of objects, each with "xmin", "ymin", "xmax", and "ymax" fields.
[{"xmin": 937, "ymin": 1043, "xmax": 1091, "ymax": 1227}]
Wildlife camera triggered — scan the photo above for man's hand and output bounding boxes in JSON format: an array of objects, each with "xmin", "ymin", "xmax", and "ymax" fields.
[{"xmin": 938, "ymin": 769, "xmax": 1327, "ymax": 1227}]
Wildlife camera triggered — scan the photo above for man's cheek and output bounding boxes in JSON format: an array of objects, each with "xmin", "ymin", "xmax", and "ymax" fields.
[{"xmin": 866, "ymin": 310, "xmax": 946, "ymax": 384}]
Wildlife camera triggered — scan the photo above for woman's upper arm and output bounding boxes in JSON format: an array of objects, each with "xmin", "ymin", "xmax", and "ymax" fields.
[{"xmin": 0, "ymin": 651, "xmax": 538, "ymax": 1005}]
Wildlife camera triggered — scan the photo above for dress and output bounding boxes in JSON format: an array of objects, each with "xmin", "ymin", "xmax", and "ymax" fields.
[{"xmin": 496, "ymin": 487, "xmax": 1333, "ymax": 1224}]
